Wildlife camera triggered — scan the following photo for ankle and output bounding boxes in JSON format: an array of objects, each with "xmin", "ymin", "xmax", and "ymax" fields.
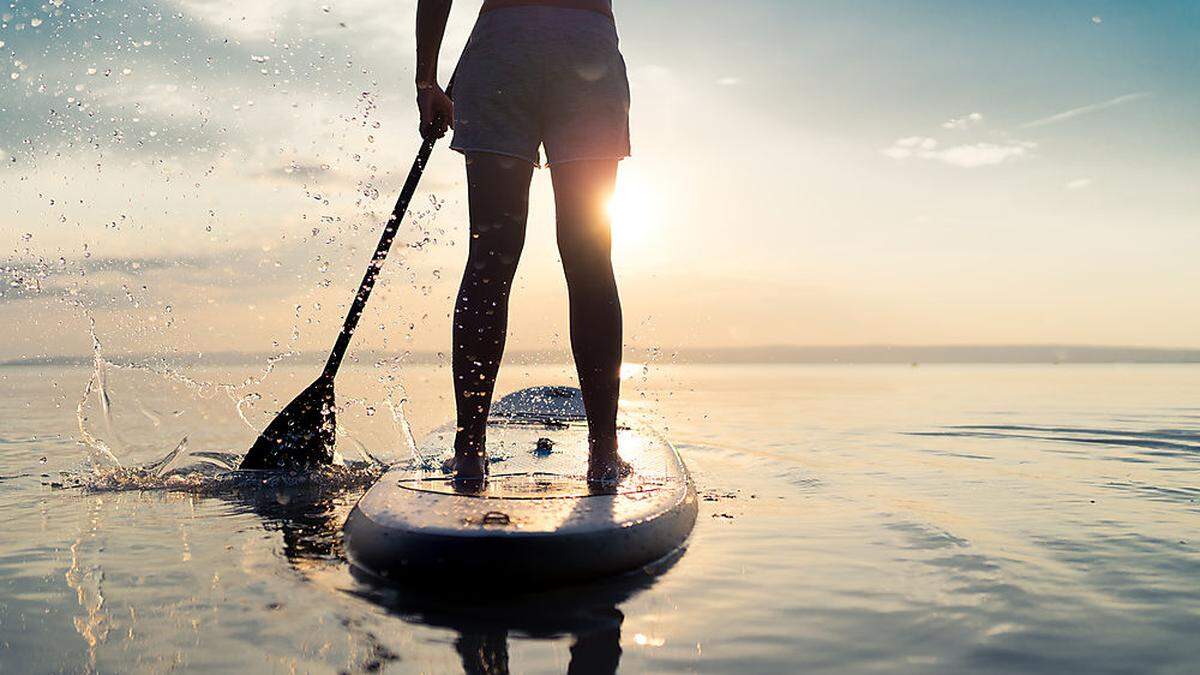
[
  {"xmin": 454, "ymin": 429, "xmax": 485, "ymax": 454},
  {"xmin": 588, "ymin": 435, "xmax": 619, "ymax": 457}
]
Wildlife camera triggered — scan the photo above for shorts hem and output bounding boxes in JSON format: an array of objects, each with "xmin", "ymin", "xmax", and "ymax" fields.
[
  {"xmin": 450, "ymin": 145, "xmax": 541, "ymax": 168},
  {"xmin": 545, "ymin": 153, "xmax": 630, "ymax": 167}
]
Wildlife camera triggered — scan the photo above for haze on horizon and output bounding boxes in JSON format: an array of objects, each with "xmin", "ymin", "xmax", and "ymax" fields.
[{"xmin": 2, "ymin": 1, "xmax": 1198, "ymax": 361}]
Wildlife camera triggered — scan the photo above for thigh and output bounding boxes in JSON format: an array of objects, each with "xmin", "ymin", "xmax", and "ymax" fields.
[
  {"xmin": 466, "ymin": 153, "xmax": 535, "ymax": 249},
  {"xmin": 550, "ymin": 159, "xmax": 618, "ymax": 251}
]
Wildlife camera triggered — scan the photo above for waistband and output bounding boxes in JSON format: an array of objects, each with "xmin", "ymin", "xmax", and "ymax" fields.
[{"xmin": 480, "ymin": 0, "xmax": 614, "ymax": 20}]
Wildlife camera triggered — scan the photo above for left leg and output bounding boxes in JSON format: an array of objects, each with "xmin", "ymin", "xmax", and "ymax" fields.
[
  {"xmin": 451, "ymin": 153, "xmax": 534, "ymax": 480},
  {"xmin": 549, "ymin": 159, "xmax": 629, "ymax": 482}
]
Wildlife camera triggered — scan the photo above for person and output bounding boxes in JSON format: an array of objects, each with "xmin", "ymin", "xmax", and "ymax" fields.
[{"xmin": 415, "ymin": 0, "xmax": 632, "ymax": 483}]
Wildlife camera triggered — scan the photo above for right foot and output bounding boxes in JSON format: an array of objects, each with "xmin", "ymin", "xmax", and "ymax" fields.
[{"xmin": 441, "ymin": 451, "xmax": 488, "ymax": 481}]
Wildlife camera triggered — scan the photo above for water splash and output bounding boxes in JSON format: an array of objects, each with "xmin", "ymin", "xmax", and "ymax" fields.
[
  {"xmin": 71, "ymin": 460, "xmax": 385, "ymax": 497},
  {"xmin": 71, "ymin": 311, "xmax": 404, "ymax": 488},
  {"xmin": 75, "ymin": 318, "xmax": 122, "ymax": 468}
]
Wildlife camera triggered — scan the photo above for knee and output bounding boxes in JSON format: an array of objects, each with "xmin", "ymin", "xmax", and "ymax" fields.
[
  {"xmin": 467, "ymin": 236, "xmax": 523, "ymax": 274},
  {"xmin": 558, "ymin": 229, "xmax": 614, "ymax": 287},
  {"xmin": 467, "ymin": 227, "xmax": 525, "ymax": 284}
]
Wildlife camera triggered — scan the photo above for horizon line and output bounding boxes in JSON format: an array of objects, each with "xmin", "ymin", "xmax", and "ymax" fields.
[{"xmin": 5, "ymin": 343, "xmax": 1200, "ymax": 367}]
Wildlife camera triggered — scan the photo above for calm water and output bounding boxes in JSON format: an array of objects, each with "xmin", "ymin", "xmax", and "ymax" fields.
[{"xmin": 2, "ymin": 363, "xmax": 1199, "ymax": 673}]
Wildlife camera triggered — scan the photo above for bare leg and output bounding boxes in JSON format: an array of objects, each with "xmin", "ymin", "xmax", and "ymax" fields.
[
  {"xmin": 549, "ymin": 160, "xmax": 629, "ymax": 482},
  {"xmin": 451, "ymin": 153, "xmax": 533, "ymax": 479}
]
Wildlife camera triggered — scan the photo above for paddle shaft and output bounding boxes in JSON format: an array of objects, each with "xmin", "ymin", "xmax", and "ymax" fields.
[{"xmin": 322, "ymin": 135, "xmax": 438, "ymax": 378}]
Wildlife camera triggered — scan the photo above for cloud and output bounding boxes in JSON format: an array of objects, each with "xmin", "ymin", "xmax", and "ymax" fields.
[
  {"xmin": 881, "ymin": 137, "xmax": 1035, "ymax": 167},
  {"xmin": 1020, "ymin": 92, "xmax": 1149, "ymax": 128},
  {"xmin": 716, "ymin": 77, "xmax": 742, "ymax": 86},
  {"xmin": 0, "ymin": 255, "xmax": 206, "ymax": 302},
  {"xmin": 941, "ymin": 112, "xmax": 983, "ymax": 130},
  {"xmin": 933, "ymin": 141, "xmax": 1036, "ymax": 167},
  {"xmin": 880, "ymin": 136, "xmax": 938, "ymax": 158},
  {"xmin": 1066, "ymin": 178, "xmax": 1093, "ymax": 190}
]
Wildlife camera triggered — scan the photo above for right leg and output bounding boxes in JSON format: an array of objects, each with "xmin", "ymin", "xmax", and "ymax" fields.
[
  {"xmin": 452, "ymin": 153, "xmax": 534, "ymax": 479},
  {"xmin": 549, "ymin": 159, "xmax": 627, "ymax": 482}
]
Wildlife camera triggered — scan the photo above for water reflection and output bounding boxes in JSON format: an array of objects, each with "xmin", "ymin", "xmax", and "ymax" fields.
[
  {"xmin": 214, "ymin": 477, "xmax": 355, "ymax": 571},
  {"xmin": 213, "ymin": 473, "xmax": 674, "ymax": 674},
  {"xmin": 346, "ymin": 555, "xmax": 678, "ymax": 675}
]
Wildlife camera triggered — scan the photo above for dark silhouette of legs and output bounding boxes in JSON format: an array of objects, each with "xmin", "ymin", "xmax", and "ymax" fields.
[
  {"xmin": 452, "ymin": 153, "xmax": 533, "ymax": 479},
  {"xmin": 454, "ymin": 630, "xmax": 510, "ymax": 675},
  {"xmin": 451, "ymin": 156, "xmax": 626, "ymax": 481},
  {"xmin": 550, "ymin": 159, "xmax": 628, "ymax": 482},
  {"xmin": 567, "ymin": 608, "xmax": 624, "ymax": 675}
]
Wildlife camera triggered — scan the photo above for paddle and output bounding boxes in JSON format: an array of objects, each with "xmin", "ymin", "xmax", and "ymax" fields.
[{"xmin": 240, "ymin": 130, "xmax": 441, "ymax": 470}]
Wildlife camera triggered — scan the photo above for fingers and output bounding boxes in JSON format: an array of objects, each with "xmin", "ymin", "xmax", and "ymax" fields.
[
  {"xmin": 418, "ymin": 97, "xmax": 453, "ymax": 140},
  {"xmin": 420, "ymin": 115, "xmax": 449, "ymax": 140}
]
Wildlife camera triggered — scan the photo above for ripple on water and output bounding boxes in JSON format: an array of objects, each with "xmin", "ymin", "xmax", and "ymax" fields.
[{"xmin": 908, "ymin": 424, "xmax": 1200, "ymax": 465}]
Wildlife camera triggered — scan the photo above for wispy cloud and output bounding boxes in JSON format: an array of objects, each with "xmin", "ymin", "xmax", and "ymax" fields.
[
  {"xmin": 941, "ymin": 112, "xmax": 983, "ymax": 130},
  {"xmin": 934, "ymin": 141, "xmax": 1035, "ymax": 167},
  {"xmin": 882, "ymin": 136, "xmax": 1035, "ymax": 168},
  {"xmin": 1066, "ymin": 178, "xmax": 1093, "ymax": 190},
  {"xmin": 1020, "ymin": 92, "xmax": 1150, "ymax": 129},
  {"xmin": 881, "ymin": 136, "xmax": 939, "ymax": 159}
]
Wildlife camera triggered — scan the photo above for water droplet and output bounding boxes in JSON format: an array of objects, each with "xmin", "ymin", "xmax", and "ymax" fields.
[{"xmin": 30, "ymin": 18, "xmax": 42, "ymax": 27}]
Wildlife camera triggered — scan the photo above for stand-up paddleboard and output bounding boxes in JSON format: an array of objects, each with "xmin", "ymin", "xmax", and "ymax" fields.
[{"xmin": 345, "ymin": 386, "xmax": 697, "ymax": 586}]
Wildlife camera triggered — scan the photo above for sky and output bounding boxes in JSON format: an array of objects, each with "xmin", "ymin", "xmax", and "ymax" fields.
[{"xmin": 1, "ymin": 0, "xmax": 1198, "ymax": 361}]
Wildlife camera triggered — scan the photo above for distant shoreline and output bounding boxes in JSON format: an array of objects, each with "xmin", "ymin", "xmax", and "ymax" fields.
[{"xmin": 4, "ymin": 345, "xmax": 1200, "ymax": 367}]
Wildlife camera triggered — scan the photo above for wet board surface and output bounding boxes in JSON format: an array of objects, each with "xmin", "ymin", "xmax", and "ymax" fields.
[{"xmin": 344, "ymin": 386, "xmax": 698, "ymax": 585}]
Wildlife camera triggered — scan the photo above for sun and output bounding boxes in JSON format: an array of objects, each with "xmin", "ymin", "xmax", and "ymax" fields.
[{"xmin": 606, "ymin": 165, "xmax": 657, "ymax": 246}]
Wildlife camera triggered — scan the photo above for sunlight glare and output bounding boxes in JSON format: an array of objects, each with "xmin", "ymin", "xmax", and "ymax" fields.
[
  {"xmin": 619, "ymin": 362, "xmax": 648, "ymax": 380},
  {"xmin": 607, "ymin": 165, "xmax": 657, "ymax": 245}
]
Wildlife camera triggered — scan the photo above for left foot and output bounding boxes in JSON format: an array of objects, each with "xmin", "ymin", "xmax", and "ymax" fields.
[{"xmin": 587, "ymin": 452, "xmax": 632, "ymax": 484}]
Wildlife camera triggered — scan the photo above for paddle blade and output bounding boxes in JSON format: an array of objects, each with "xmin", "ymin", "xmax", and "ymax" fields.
[{"xmin": 239, "ymin": 377, "xmax": 336, "ymax": 470}]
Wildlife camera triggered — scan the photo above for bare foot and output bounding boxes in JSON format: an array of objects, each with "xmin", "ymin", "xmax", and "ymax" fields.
[
  {"xmin": 441, "ymin": 451, "xmax": 488, "ymax": 481},
  {"xmin": 587, "ymin": 452, "xmax": 633, "ymax": 485}
]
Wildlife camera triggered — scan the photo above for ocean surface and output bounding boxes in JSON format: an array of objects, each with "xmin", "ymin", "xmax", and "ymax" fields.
[{"xmin": 2, "ymin": 362, "xmax": 1199, "ymax": 673}]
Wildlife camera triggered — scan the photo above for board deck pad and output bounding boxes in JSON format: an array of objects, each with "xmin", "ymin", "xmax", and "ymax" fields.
[
  {"xmin": 404, "ymin": 421, "xmax": 672, "ymax": 497},
  {"xmin": 344, "ymin": 386, "xmax": 698, "ymax": 584}
]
